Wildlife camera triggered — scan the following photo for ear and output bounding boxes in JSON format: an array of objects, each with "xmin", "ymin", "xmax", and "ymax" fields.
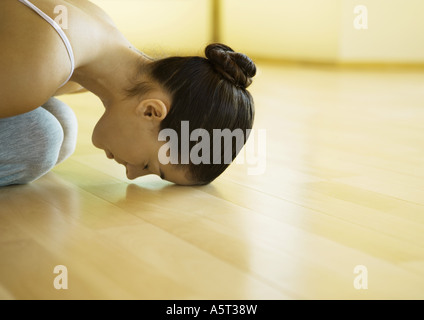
[{"xmin": 135, "ymin": 99, "xmax": 168, "ymax": 121}]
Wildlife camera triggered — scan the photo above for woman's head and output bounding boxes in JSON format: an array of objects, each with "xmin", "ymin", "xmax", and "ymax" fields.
[{"xmin": 92, "ymin": 43, "xmax": 256, "ymax": 185}]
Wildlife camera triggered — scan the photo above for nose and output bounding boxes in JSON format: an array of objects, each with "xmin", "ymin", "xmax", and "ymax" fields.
[{"xmin": 126, "ymin": 164, "xmax": 150, "ymax": 180}]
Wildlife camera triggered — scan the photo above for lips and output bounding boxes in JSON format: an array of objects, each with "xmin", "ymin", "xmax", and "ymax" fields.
[
  {"xmin": 105, "ymin": 150, "xmax": 130, "ymax": 177},
  {"xmin": 105, "ymin": 151, "xmax": 125, "ymax": 165},
  {"xmin": 105, "ymin": 150, "xmax": 114, "ymax": 159},
  {"xmin": 115, "ymin": 158, "xmax": 127, "ymax": 165}
]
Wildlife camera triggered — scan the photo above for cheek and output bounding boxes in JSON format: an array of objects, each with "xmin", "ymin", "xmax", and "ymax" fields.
[
  {"xmin": 124, "ymin": 133, "xmax": 157, "ymax": 165},
  {"xmin": 124, "ymin": 136, "xmax": 147, "ymax": 163}
]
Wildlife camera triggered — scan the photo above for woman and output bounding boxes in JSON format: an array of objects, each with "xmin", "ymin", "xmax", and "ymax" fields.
[{"xmin": 0, "ymin": 0, "xmax": 256, "ymax": 186}]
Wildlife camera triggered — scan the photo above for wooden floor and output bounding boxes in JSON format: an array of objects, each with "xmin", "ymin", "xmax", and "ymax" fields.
[{"xmin": 1, "ymin": 62, "xmax": 424, "ymax": 300}]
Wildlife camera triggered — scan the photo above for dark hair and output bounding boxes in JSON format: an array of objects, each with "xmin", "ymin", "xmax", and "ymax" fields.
[{"xmin": 130, "ymin": 43, "xmax": 256, "ymax": 184}]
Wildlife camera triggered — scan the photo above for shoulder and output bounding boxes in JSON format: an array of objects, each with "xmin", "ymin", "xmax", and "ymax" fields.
[{"xmin": 0, "ymin": 0, "xmax": 73, "ymax": 117}]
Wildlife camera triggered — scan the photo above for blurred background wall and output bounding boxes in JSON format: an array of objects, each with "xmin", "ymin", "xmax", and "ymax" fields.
[
  {"xmin": 338, "ymin": 0, "xmax": 424, "ymax": 63},
  {"xmin": 90, "ymin": 0, "xmax": 212, "ymax": 56},
  {"xmin": 91, "ymin": 0, "xmax": 424, "ymax": 64}
]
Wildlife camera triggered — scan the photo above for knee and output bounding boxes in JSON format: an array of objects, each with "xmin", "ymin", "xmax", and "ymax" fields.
[
  {"xmin": 0, "ymin": 108, "xmax": 64, "ymax": 186},
  {"xmin": 20, "ymin": 149, "xmax": 62, "ymax": 185},
  {"xmin": 16, "ymin": 128, "xmax": 64, "ymax": 185},
  {"xmin": 42, "ymin": 97, "xmax": 78, "ymax": 164}
]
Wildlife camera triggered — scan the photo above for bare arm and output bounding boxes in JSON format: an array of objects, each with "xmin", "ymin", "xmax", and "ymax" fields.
[{"xmin": 53, "ymin": 81, "xmax": 88, "ymax": 96}]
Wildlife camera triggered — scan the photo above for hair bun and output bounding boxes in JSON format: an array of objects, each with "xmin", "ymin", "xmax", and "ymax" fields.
[{"xmin": 205, "ymin": 43, "xmax": 256, "ymax": 89}]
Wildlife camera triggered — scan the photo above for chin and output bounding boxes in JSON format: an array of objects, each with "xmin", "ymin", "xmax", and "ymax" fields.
[{"xmin": 91, "ymin": 128, "xmax": 102, "ymax": 149}]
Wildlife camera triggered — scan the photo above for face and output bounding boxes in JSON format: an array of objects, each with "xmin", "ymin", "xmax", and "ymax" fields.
[{"xmin": 92, "ymin": 94, "xmax": 194, "ymax": 185}]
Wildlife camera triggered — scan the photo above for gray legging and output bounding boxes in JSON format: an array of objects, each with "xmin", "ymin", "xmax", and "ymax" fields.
[{"xmin": 0, "ymin": 97, "xmax": 78, "ymax": 187}]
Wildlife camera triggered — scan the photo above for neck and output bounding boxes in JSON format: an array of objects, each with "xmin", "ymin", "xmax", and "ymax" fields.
[{"xmin": 72, "ymin": 45, "xmax": 151, "ymax": 106}]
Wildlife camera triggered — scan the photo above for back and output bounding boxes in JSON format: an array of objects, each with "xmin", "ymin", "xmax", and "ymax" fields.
[
  {"xmin": 0, "ymin": 0, "xmax": 76, "ymax": 117},
  {"xmin": 0, "ymin": 0, "xmax": 124, "ymax": 118}
]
